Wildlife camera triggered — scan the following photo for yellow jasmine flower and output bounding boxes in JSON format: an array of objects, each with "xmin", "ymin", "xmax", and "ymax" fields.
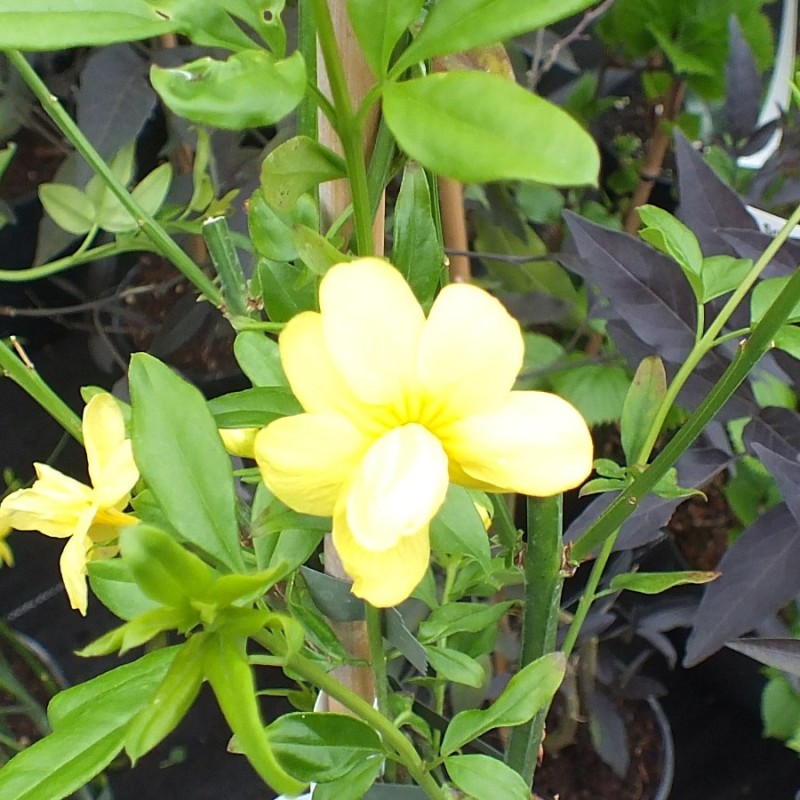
[
  {"xmin": 0, "ymin": 394, "xmax": 139, "ymax": 614},
  {"xmin": 255, "ymin": 259, "xmax": 593, "ymax": 607},
  {"xmin": 0, "ymin": 518, "xmax": 13, "ymax": 567}
]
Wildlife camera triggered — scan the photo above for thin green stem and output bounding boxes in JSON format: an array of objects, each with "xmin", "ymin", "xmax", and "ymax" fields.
[
  {"xmin": 311, "ymin": 0, "xmax": 374, "ymax": 256},
  {"xmin": 297, "ymin": 0, "xmax": 319, "ymax": 141},
  {"xmin": 504, "ymin": 495, "xmax": 564, "ymax": 784},
  {"xmin": 6, "ymin": 51, "xmax": 222, "ymax": 307},
  {"xmin": 283, "ymin": 649, "xmax": 447, "ymax": 800},
  {"xmin": 0, "ymin": 338, "xmax": 82, "ymax": 442},
  {"xmin": 365, "ymin": 604, "xmax": 390, "ymax": 720}
]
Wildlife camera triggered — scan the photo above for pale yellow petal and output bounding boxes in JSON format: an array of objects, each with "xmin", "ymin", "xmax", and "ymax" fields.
[
  {"xmin": 279, "ymin": 311, "xmax": 389, "ymax": 433},
  {"xmin": 333, "ymin": 504, "xmax": 430, "ymax": 607},
  {"xmin": 84, "ymin": 395, "xmax": 124, "ymax": 482},
  {"xmin": 255, "ymin": 413, "xmax": 371, "ymax": 516},
  {"xmin": 419, "ymin": 283, "xmax": 524, "ymax": 419},
  {"xmin": 443, "ymin": 391, "xmax": 593, "ymax": 497},
  {"xmin": 1, "ymin": 464, "xmax": 93, "ymax": 538},
  {"xmin": 58, "ymin": 504, "xmax": 96, "ymax": 615},
  {"xmin": 219, "ymin": 427, "xmax": 259, "ymax": 458},
  {"xmin": 345, "ymin": 424, "xmax": 449, "ymax": 553},
  {"xmin": 320, "ymin": 259, "xmax": 425, "ymax": 406}
]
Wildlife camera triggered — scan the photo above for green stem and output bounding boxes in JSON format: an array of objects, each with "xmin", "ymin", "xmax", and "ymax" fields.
[
  {"xmin": 297, "ymin": 0, "xmax": 319, "ymax": 141},
  {"xmin": 504, "ymin": 495, "xmax": 564, "ymax": 784},
  {"xmin": 571, "ymin": 209, "xmax": 800, "ymax": 563},
  {"xmin": 311, "ymin": 0, "xmax": 374, "ymax": 256},
  {"xmin": 365, "ymin": 604, "xmax": 390, "ymax": 720},
  {"xmin": 0, "ymin": 339, "xmax": 82, "ymax": 442},
  {"xmin": 6, "ymin": 51, "xmax": 222, "ymax": 307},
  {"xmin": 284, "ymin": 650, "xmax": 448, "ymax": 800}
]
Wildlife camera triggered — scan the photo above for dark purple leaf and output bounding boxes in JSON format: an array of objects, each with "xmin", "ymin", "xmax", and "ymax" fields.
[
  {"xmin": 744, "ymin": 407, "xmax": 800, "ymax": 460},
  {"xmin": 674, "ymin": 131, "xmax": 757, "ymax": 255},
  {"xmin": 727, "ymin": 637, "xmax": 800, "ymax": 676},
  {"xmin": 588, "ymin": 690, "xmax": 628, "ymax": 778},
  {"xmin": 773, "ymin": 349, "xmax": 800, "ymax": 389},
  {"xmin": 677, "ymin": 352, "xmax": 759, "ymax": 421},
  {"xmin": 620, "ymin": 675, "xmax": 667, "ymax": 700},
  {"xmin": 565, "ymin": 447, "xmax": 731, "ymax": 551},
  {"xmin": 724, "ymin": 16, "xmax": 762, "ymax": 142},
  {"xmin": 739, "ymin": 119, "xmax": 780, "ymax": 158},
  {"xmin": 721, "ymin": 229, "xmax": 800, "ymax": 278},
  {"xmin": 751, "ymin": 442, "xmax": 800, "ymax": 527},
  {"xmin": 562, "ymin": 212, "xmax": 697, "ymax": 362},
  {"xmin": 684, "ymin": 503, "xmax": 800, "ymax": 666},
  {"xmin": 499, "ymin": 291, "xmax": 571, "ymax": 325}
]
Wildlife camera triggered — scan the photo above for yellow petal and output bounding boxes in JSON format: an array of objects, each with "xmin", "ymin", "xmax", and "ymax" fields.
[
  {"xmin": 345, "ymin": 424, "xmax": 449, "ymax": 553},
  {"xmin": 219, "ymin": 427, "xmax": 259, "ymax": 458},
  {"xmin": 58, "ymin": 503, "xmax": 97, "ymax": 615},
  {"xmin": 320, "ymin": 259, "xmax": 425, "ymax": 406},
  {"xmin": 255, "ymin": 413, "xmax": 370, "ymax": 516},
  {"xmin": 419, "ymin": 283, "xmax": 524, "ymax": 419},
  {"xmin": 279, "ymin": 311, "xmax": 389, "ymax": 433},
  {"xmin": 83, "ymin": 394, "xmax": 139, "ymax": 507},
  {"xmin": 1, "ymin": 464, "xmax": 94, "ymax": 538},
  {"xmin": 444, "ymin": 391, "xmax": 593, "ymax": 497},
  {"xmin": 333, "ymin": 503, "xmax": 430, "ymax": 607}
]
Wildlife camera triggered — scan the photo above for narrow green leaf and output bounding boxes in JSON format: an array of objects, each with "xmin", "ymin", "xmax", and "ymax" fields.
[
  {"xmin": 609, "ymin": 570, "xmax": 720, "ymax": 595},
  {"xmin": 441, "ymin": 652, "xmax": 565, "ymax": 755},
  {"xmin": 426, "ymin": 646, "xmax": 486, "ymax": 688},
  {"xmin": 383, "ymin": 73, "xmax": 599, "ymax": 185},
  {"xmin": 312, "ymin": 755, "xmax": 383, "ymax": 800},
  {"xmin": 151, "ymin": 50, "xmax": 306, "ymax": 130},
  {"xmin": 203, "ymin": 634, "xmax": 305, "ymax": 796},
  {"xmin": 347, "ymin": 0, "xmax": 424, "ymax": 76},
  {"xmin": 0, "ymin": 1, "xmax": 177, "ymax": 49},
  {"xmin": 395, "ymin": 0, "xmax": 596, "ymax": 73},
  {"xmin": 266, "ymin": 712, "xmax": 383, "ymax": 783},
  {"xmin": 87, "ymin": 558, "xmax": 162, "ymax": 621},
  {"xmin": 774, "ymin": 325, "xmax": 800, "ymax": 360},
  {"xmin": 418, "ymin": 601, "xmax": 514, "ymax": 643},
  {"xmin": 752, "ymin": 276, "xmax": 800, "ymax": 324},
  {"xmin": 638, "ymin": 205, "xmax": 703, "ymax": 275},
  {"xmin": 256, "ymin": 259, "xmax": 317, "ymax": 322},
  {"xmin": 620, "ymin": 356, "xmax": 667, "ymax": 466},
  {"xmin": 233, "ymin": 331, "xmax": 289, "ymax": 387},
  {"xmin": 99, "ymin": 162, "xmax": 172, "ymax": 232},
  {"xmin": 392, "ymin": 162, "xmax": 443, "ymax": 307},
  {"xmin": 293, "ymin": 224, "xmax": 353, "ymax": 276},
  {"xmin": 700, "ymin": 255, "xmax": 753, "ymax": 303},
  {"xmin": 207, "ymin": 386, "xmax": 301, "ymax": 427},
  {"xmin": 445, "ymin": 754, "xmax": 529, "ymax": 800},
  {"xmin": 260, "ymin": 136, "xmax": 346, "ymax": 211},
  {"xmin": 129, "ymin": 353, "xmax": 244, "ymax": 570},
  {"xmin": 38, "ymin": 184, "xmax": 95, "ymax": 235},
  {"xmin": 429, "ymin": 486, "xmax": 491, "ymax": 574}
]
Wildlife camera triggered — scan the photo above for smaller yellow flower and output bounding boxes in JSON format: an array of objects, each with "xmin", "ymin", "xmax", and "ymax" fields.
[
  {"xmin": 219, "ymin": 427, "xmax": 259, "ymax": 459},
  {"xmin": 0, "ymin": 517, "xmax": 14, "ymax": 567},
  {"xmin": 0, "ymin": 394, "xmax": 139, "ymax": 614}
]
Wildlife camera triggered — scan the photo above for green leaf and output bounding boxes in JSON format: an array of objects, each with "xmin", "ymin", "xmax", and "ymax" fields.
[
  {"xmin": 651, "ymin": 467, "xmax": 706, "ymax": 500},
  {"xmin": 120, "ymin": 525, "xmax": 213, "ymax": 607},
  {"xmin": 151, "ymin": 50, "xmax": 305, "ymax": 130},
  {"xmin": 620, "ymin": 356, "xmax": 667, "ymax": 466},
  {"xmin": 773, "ymin": 325, "xmax": 800, "ymax": 360},
  {"xmin": 38, "ymin": 184, "xmax": 95, "ymax": 235},
  {"xmin": 203, "ymin": 633, "xmax": 305, "ymax": 796},
  {"xmin": 0, "ymin": 1, "xmax": 177, "ymax": 49},
  {"xmin": 383, "ymin": 72, "xmax": 599, "ymax": 185},
  {"xmin": 579, "ymin": 477, "xmax": 629, "ymax": 498},
  {"xmin": 752, "ymin": 276, "xmax": 800, "ymax": 324},
  {"xmin": 249, "ymin": 193, "xmax": 301, "ymax": 261},
  {"xmin": 445, "ymin": 754, "xmax": 529, "ymax": 800},
  {"xmin": 125, "ymin": 635, "xmax": 206, "ymax": 762},
  {"xmin": 395, "ymin": 0, "xmax": 597, "ymax": 73},
  {"xmin": 312, "ymin": 755, "xmax": 384, "ymax": 800},
  {"xmin": 429, "ymin": 485, "xmax": 491, "ymax": 574},
  {"xmin": 256, "ymin": 259, "xmax": 317, "ymax": 322},
  {"xmin": 593, "ymin": 458, "xmax": 627, "ymax": 479},
  {"xmin": 87, "ymin": 558, "xmax": 162, "ymax": 621},
  {"xmin": 638, "ymin": 204, "xmax": 703, "ymax": 277},
  {"xmin": 293, "ymin": 224, "xmax": 353, "ymax": 276},
  {"xmin": 609, "ymin": 570, "xmax": 719, "ymax": 595},
  {"xmin": 418, "ymin": 601, "xmax": 514, "ymax": 643},
  {"xmin": 260, "ymin": 136, "xmax": 346, "ymax": 211},
  {"xmin": 266, "ymin": 712, "xmax": 383, "ymax": 783},
  {"xmin": 392, "ymin": 162, "xmax": 444, "ymax": 308},
  {"xmin": 129, "ymin": 353, "xmax": 244, "ymax": 570},
  {"xmin": 426, "ymin": 646, "xmax": 486, "ymax": 688},
  {"xmin": 700, "ymin": 255, "xmax": 753, "ymax": 303},
  {"xmin": 347, "ymin": 0, "xmax": 424, "ymax": 76},
  {"xmin": 233, "ymin": 331, "xmax": 288, "ymax": 387},
  {"xmin": 97, "ymin": 162, "xmax": 173, "ymax": 233},
  {"xmin": 0, "ymin": 648, "xmax": 176, "ymax": 800},
  {"xmin": 762, "ymin": 673, "xmax": 800, "ymax": 742},
  {"xmin": 441, "ymin": 652, "xmax": 565, "ymax": 756},
  {"xmin": 78, "ymin": 606, "xmax": 189, "ymax": 657},
  {"xmin": 207, "ymin": 386, "xmax": 301, "ymax": 427},
  {"xmin": 550, "ymin": 361, "xmax": 630, "ymax": 427}
]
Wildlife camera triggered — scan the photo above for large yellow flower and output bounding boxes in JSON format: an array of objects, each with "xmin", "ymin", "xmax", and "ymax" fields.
[
  {"xmin": 255, "ymin": 259, "xmax": 593, "ymax": 607},
  {"xmin": 0, "ymin": 394, "xmax": 139, "ymax": 614}
]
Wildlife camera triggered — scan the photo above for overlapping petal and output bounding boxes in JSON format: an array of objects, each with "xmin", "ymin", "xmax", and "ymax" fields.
[
  {"xmin": 345, "ymin": 424, "xmax": 449, "ymax": 552},
  {"xmin": 255, "ymin": 413, "xmax": 371, "ymax": 516},
  {"xmin": 333, "ymin": 501, "xmax": 430, "ymax": 608},
  {"xmin": 443, "ymin": 391, "xmax": 593, "ymax": 497},
  {"xmin": 320, "ymin": 259, "xmax": 425, "ymax": 407},
  {"xmin": 418, "ymin": 283, "xmax": 524, "ymax": 419},
  {"xmin": 58, "ymin": 504, "xmax": 96, "ymax": 614}
]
